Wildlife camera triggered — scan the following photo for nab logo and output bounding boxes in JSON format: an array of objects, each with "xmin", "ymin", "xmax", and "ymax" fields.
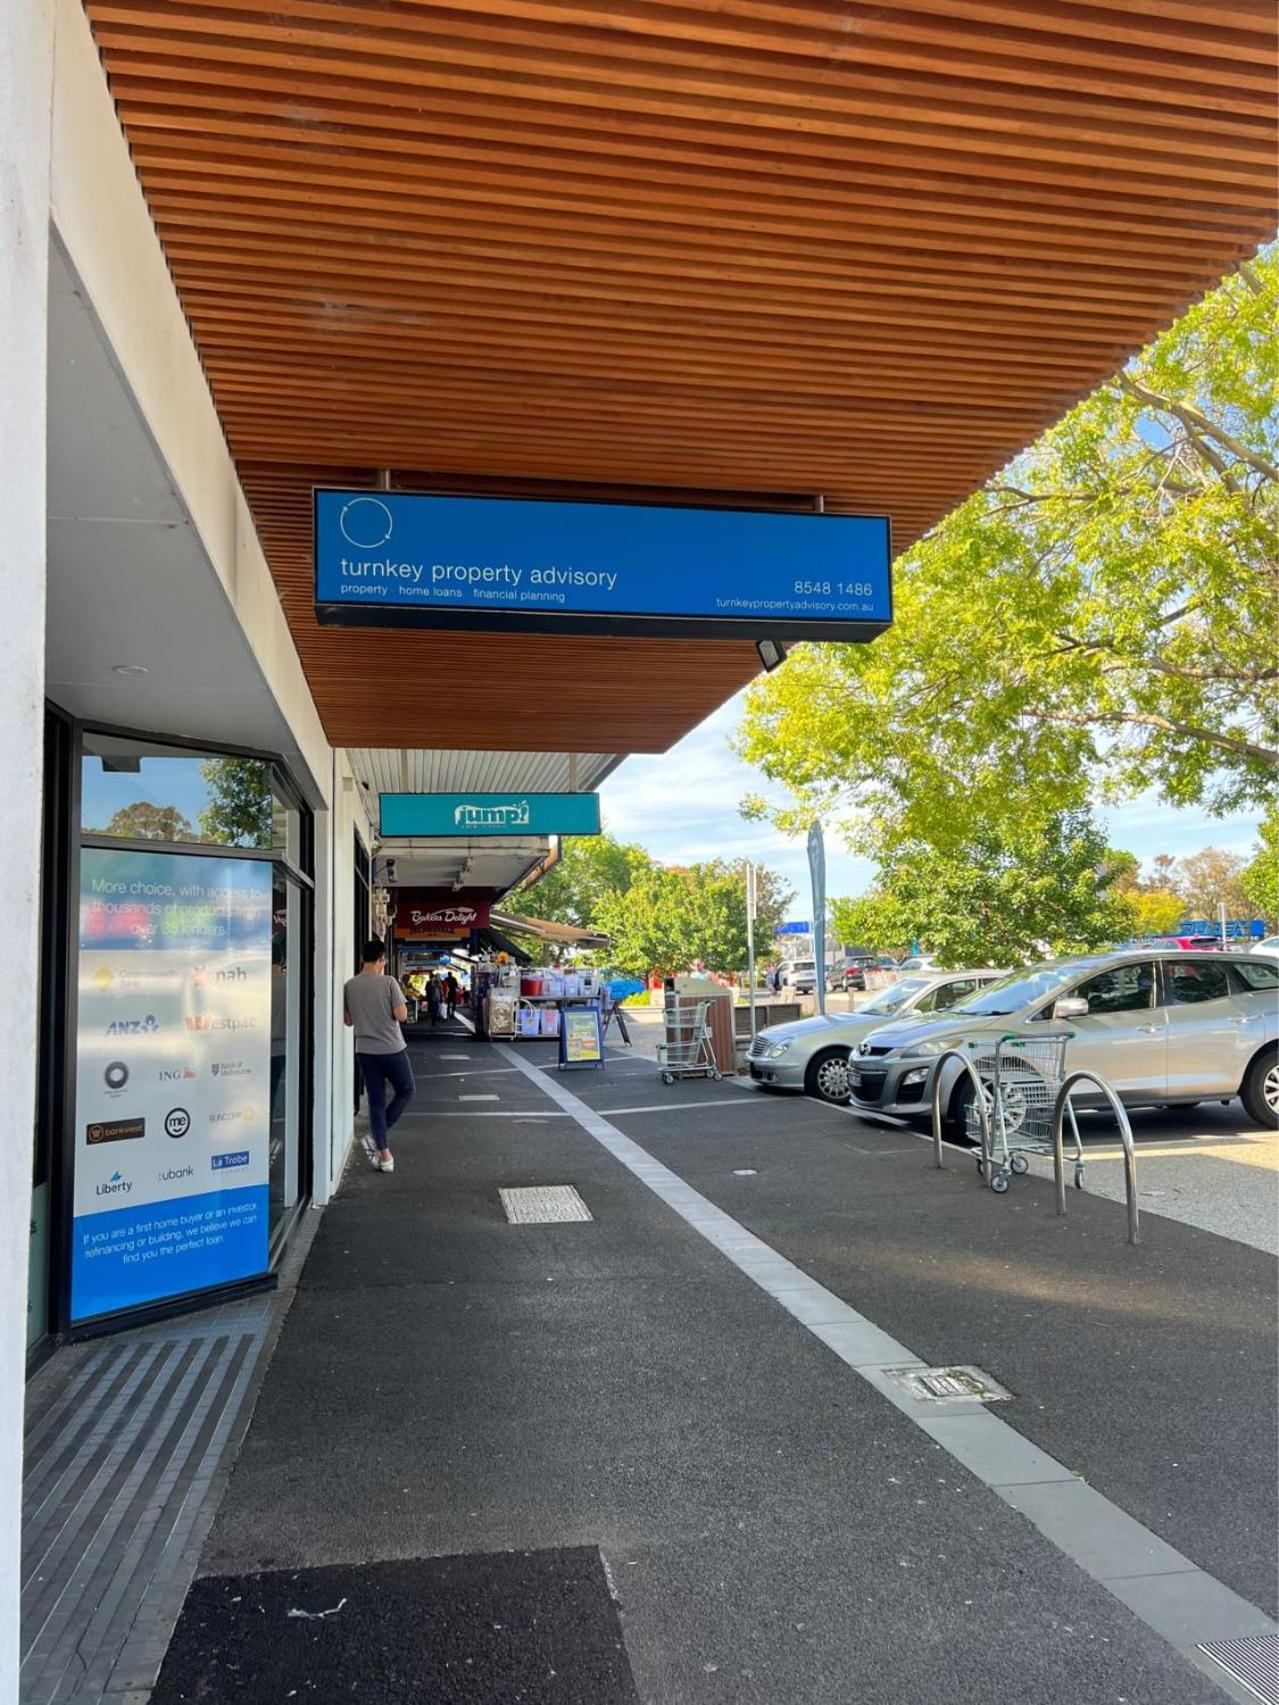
[
  {"xmin": 103, "ymin": 1060, "xmax": 129, "ymax": 1092},
  {"xmin": 163, "ymin": 1107, "xmax": 191, "ymax": 1140},
  {"xmin": 214, "ymin": 965, "xmax": 248, "ymax": 983},
  {"xmin": 106, "ymin": 1015, "xmax": 159, "ymax": 1036}
]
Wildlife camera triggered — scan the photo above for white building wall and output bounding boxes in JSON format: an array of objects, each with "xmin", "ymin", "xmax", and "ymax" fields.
[
  {"xmin": 1, "ymin": 1, "xmax": 54, "ymax": 1691},
  {"xmin": 323, "ymin": 753, "xmax": 377, "ymax": 1199},
  {"xmin": 48, "ymin": 0, "xmax": 351, "ymax": 1210}
]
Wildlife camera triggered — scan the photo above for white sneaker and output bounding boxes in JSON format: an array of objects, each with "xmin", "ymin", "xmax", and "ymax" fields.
[
  {"xmin": 361, "ymin": 1135, "xmax": 379, "ymax": 1169},
  {"xmin": 378, "ymin": 1157, "xmax": 395, "ymax": 1173}
]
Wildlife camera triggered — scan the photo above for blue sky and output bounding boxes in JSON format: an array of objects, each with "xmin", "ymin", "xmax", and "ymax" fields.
[{"xmin": 599, "ymin": 689, "xmax": 1264, "ymax": 922}]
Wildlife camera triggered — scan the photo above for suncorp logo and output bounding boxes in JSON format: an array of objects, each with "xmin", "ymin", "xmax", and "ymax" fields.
[
  {"xmin": 106, "ymin": 1015, "xmax": 159, "ymax": 1036},
  {"xmin": 209, "ymin": 1107, "xmax": 255, "ymax": 1125},
  {"xmin": 95, "ymin": 1170, "xmax": 133, "ymax": 1198}
]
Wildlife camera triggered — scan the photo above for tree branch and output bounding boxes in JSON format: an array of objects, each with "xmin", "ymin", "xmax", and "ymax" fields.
[
  {"xmin": 1118, "ymin": 374, "xmax": 1279, "ymax": 483},
  {"xmin": 1023, "ymin": 706, "xmax": 1277, "ymax": 768}
]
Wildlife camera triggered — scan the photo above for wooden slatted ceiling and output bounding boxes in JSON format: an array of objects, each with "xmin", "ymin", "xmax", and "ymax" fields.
[{"xmin": 85, "ymin": 0, "xmax": 1277, "ymax": 753}]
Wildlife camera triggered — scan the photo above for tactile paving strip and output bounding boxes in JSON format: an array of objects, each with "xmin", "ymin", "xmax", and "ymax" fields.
[
  {"xmin": 498, "ymin": 1185, "xmax": 593, "ymax": 1224},
  {"xmin": 1198, "ymin": 1634, "xmax": 1278, "ymax": 1704}
]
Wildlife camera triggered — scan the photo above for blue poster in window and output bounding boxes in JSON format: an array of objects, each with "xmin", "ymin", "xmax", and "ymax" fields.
[{"xmin": 72, "ymin": 849, "xmax": 273, "ymax": 1321}]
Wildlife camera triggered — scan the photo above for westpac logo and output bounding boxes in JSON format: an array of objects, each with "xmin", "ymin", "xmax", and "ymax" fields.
[
  {"xmin": 212, "ymin": 1150, "xmax": 251, "ymax": 1171},
  {"xmin": 95, "ymin": 1170, "xmax": 133, "ymax": 1198},
  {"xmin": 185, "ymin": 1016, "xmax": 257, "ymax": 1033},
  {"xmin": 106, "ymin": 1015, "xmax": 159, "ymax": 1036}
]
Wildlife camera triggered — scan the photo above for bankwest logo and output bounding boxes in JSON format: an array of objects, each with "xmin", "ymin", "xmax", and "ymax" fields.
[{"xmin": 452, "ymin": 799, "xmax": 529, "ymax": 829}]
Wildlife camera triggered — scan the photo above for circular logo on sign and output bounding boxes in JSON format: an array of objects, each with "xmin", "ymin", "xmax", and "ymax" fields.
[
  {"xmin": 339, "ymin": 496, "xmax": 393, "ymax": 549},
  {"xmin": 87, "ymin": 1124, "xmax": 104, "ymax": 1144},
  {"xmin": 104, "ymin": 1060, "xmax": 129, "ymax": 1091},
  {"xmin": 164, "ymin": 1107, "xmax": 191, "ymax": 1140}
]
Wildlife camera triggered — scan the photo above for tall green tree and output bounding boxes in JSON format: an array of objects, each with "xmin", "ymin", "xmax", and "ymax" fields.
[
  {"xmin": 506, "ymin": 833, "xmax": 653, "ymax": 927},
  {"xmin": 199, "ymin": 757, "xmax": 273, "ymax": 846},
  {"xmin": 738, "ymin": 255, "xmax": 1278, "ymax": 851},
  {"xmin": 1241, "ymin": 808, "xmax": 1279, "ymax": 925},
  {"xmin": 95, "ymin": 802, "xmax": 194, "ymax": 842},
  {"xmin": 595, "ymin": 858, "xmax": 793, "ymax": 976},
  {"xmin": 829, "ymin": 812, "xmax": 1135, "ymax": 969}
]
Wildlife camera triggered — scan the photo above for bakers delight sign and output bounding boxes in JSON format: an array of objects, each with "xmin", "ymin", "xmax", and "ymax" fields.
[{"xmin": 391, "ymin": 890, "xmax": 491, "ymax": 939}]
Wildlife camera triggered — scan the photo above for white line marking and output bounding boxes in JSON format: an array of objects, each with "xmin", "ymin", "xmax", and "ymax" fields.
[
  {"xmin": 459, "ymin": 1094, "xmax": 499, "ymax": 1103},
  {"xmin": 494, "ymin": 1042, "xmax": 1276, "ymax": 1685},
  {"xmin": 416, "ymin": 1067, "xmax": 520, "ymax": 1082},
  {"xmin": 594, "ymin": 1099, "xmax": 782, "ymax": 1117}
]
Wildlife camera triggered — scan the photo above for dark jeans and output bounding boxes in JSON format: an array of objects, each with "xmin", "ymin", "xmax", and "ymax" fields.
[{"xmin": 358, "ymin": 1049, "xmax": 415, "ymax": 1149}]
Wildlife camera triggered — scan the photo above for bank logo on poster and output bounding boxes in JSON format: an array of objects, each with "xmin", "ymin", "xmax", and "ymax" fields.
[{"xmin": 72, "ymin": 848, "xmax": 273, "ymax": 1323}]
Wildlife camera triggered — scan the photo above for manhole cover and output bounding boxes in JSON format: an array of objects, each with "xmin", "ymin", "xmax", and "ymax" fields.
[
  {"xmin": 499, "ymin": 1185, "xmax": 593, "ymax": 1224},
  {"xmin": 1198, "ymin": 1635, "xmax": 1278, "ymax": 1704},
  {"xmin": 883, "ymin": 1365, "xmax": 1013, "ymax": 1404}
]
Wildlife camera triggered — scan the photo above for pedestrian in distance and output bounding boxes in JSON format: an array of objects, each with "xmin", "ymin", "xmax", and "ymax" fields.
[
  {"xmin": 425, "ymin": 970, "xmax": 443, "ymax": 1026},
  {"xmin": 344, "ymin": 937, "xmax": 415, "ymax": 1173},
  {"xmin": 442, "ymin": 969, "xmax": 460, "ymax": 1020}
]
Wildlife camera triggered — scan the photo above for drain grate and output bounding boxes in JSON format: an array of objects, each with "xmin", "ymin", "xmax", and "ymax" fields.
[
  {"xmin": 1198, "ymin": 1635, "xmax": 1278, "ymax": 1704},
  {"xmin": 883, "ymin": 1365, "xmax": 1013, "ymax": 1404},
  {"xmin": 499, "ymin": 1185, "xmax": 593, "ymax": 1224}
]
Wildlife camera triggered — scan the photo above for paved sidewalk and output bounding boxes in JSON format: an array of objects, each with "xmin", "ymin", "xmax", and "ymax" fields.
[{"xmin": 156, "ymin": 1029, "xmax": 1276, "ymax": 1703}]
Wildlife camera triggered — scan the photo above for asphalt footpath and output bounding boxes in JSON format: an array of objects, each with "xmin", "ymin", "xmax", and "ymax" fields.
[{"xmin": 161, "ymin": 1029, "xmax": 1276, "ymax": 1704}]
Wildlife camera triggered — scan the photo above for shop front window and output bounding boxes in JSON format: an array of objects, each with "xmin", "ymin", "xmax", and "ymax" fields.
[{"xmin": 82, "ymin": 734, "xmax": 301, "ymax": 860}]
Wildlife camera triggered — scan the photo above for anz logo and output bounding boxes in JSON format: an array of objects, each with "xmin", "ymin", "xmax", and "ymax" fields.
[{"xmin": 106, "ymin": 1015, "xmax": 159, "ymax": 1036}]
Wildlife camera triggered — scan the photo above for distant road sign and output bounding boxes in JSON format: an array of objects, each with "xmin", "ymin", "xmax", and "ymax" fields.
[{"xmin": 775, "ymin": 921, "xmax": 812, "ymax": 936}]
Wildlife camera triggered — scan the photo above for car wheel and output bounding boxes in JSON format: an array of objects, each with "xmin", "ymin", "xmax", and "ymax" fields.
[
  {"xmin": 1241, "ymin": 1046, "xmax": 1278, "ymax": 1129},
  {"xmin": 806, "ymin": 1048, "xmax": 852, "ymax": 1105},
  {"xmin": 949, "ymin": 1074, "xmax": 1029, "ymax": 1144}
]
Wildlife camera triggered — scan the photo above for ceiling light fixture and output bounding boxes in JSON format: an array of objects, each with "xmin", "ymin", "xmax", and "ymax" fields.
[{"xmin": 111, "ymin": 664, "xmax": 149, "ymax": 678}]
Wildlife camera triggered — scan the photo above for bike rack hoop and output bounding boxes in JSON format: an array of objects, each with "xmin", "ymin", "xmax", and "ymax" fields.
[{"xmin": 1052, "ymin": 1071, "xmax": 1141, "ymax": 1246}]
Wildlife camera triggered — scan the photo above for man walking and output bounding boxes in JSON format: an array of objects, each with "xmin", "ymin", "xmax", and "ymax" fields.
[
  {"xmin": 442, "ymin": 968, "xmax": 460, "ymax": 1020},
  {"xmin": 344, "ymin": 938, "xmax": 415, "ymax": 1173}
]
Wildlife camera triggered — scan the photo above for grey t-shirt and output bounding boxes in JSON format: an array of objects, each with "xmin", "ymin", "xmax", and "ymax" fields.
[{"xmin": 344, "ymin": 972, "xmax": 407, "ymax": 1055}]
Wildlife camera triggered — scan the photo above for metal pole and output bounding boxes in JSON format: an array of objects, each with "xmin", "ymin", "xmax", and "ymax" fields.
[
  {"xmin": 746, "ymin": 861, "xmax": 757, "ymax": 1044},
  {"xmin": 1219, "ymin": 899, "xmax": 1228, "ymax": 949},
  {"xmin": 928, "ymin": 1048, "xmax": 992, "ymax": 1173}
]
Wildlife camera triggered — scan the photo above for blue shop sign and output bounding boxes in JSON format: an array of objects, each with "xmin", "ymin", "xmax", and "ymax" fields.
[
  {"xmin": 380, "ymin": 791, "xmax": 602, "ymax": 838},
  {"xmin": 314, "ymin": 490, "xmax": 892, "ymax": 641}
]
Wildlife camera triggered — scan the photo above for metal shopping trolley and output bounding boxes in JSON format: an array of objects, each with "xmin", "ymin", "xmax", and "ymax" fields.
[
  {"xmin": 962, "ymin": 1033, "xmax": 1080, "ymax": 1194},
  {"xmin": 657, "ymin": 1000, "xmax": 721, "ymax": 1083}
]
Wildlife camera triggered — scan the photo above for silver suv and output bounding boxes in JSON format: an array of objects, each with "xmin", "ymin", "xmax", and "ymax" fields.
[{"xmin": 849, "ymin": 949, "xmax": 1278, "ymax": 1129}]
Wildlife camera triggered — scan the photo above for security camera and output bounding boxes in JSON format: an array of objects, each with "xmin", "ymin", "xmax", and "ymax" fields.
[{"xmin": 757, "ymin": 638, "xmax": 788, "ymax": 672}]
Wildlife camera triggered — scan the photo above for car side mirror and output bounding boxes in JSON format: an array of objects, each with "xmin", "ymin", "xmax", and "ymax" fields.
[{"xmin": 1053, "ymin": 996, "xmax": 1089, "ymax": 1019}]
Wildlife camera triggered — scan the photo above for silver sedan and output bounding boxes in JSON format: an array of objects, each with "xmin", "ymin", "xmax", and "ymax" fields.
[{"xmin": 745, "ymin": 969, "xmax": 1007, "ymax": 1103}]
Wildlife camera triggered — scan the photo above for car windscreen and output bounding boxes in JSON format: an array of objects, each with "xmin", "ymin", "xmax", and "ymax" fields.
[
  {"xmin": 948, "ymin": 966, "xmax": 1074, "ymax": 1016},
  {"xmin": 860, "ymin": 977, "xmax": 932, "ymax": 1016}
]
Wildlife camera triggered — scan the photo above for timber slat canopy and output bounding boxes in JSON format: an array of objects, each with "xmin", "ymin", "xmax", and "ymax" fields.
[{"xmin": 85, "ymin": 0, "xmax": 1278, "ymax": 752}]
